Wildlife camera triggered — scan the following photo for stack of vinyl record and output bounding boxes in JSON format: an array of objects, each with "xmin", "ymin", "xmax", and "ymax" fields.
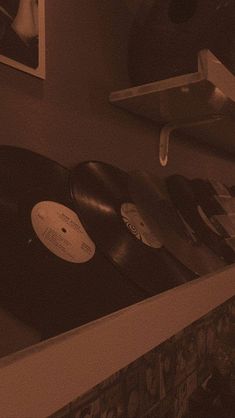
[
  {"xmin": 191, "ymin": 177, "xmax": 235, "ymax": 257},
  {"xmin": 0, "ymin": 146, "xmax": 230, "ymax": 341},
  {"xmin": 70, "ymin": 160, "xmax": 197, "ymax": 295},
  {"xmin": 166, "ymin": 174, "xmax": 235, "ymax": 263},
  {"xmin": 0, "ymin": 147, "xmax": 144, "ymax": 339},
  {"xmin": 128, "ymin": 171, "xmax": 228, "ymax": 276}
]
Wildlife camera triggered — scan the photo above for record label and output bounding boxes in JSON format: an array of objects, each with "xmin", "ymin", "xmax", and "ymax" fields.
[
  {"xmin": 121, "ymin": 202, "xmax": 162, "ymax": 249},
  {"xmin": 31, "ymin": 201, "xmax": 96, "ymax": 263}
]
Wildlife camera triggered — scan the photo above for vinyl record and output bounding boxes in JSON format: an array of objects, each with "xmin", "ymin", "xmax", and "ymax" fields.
[
  {"xmin": 70, "ymin": 161, "xmax": 197, "ymax": 297},
  {"xmin": 191, "ymin": 178, "xmax": 235, "ymax": 252},
  {"xmin": 0, "ymin": 146, "xmax": 144, "ymax": 339},
  {"xmin": 229, "ymin": 184, "xmax": 235, "ymax": 197},
  {"xmin": 0, "ymin": 145, "xmax": 69, "ymax": 262},
  {"xmin": 166, "ymin": 174, "xmax": 235, "ymax": 264},
  {"xmin": 128, "ymin": 171, "xmax": 226, "ymax": 276},
  {"xmin": 191, "ymin": 178, "xmax": 235, "ymax": 217},
  {"xmin": 128, "ymin": 0, "xmax": 235, "ymax": 85}
]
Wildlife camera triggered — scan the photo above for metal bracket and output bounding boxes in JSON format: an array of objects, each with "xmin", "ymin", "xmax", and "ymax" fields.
[{"xmin": 159, "ymin": 114, "xmax": 224, "ymax": 166}]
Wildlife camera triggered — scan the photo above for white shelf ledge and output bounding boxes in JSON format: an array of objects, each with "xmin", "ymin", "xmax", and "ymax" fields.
[{"xmin": 0, "ymin": 264, "xmax": 235, "ymax": 418}]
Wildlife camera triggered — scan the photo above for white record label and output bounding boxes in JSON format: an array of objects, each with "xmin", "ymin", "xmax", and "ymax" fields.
[
  {"xmin": 31, "ymin": 201, "xmax": 95, "ymax": 263},
  {"xmin": 121, "ymin": 202, "xmax": 162, "ymax": 248}
]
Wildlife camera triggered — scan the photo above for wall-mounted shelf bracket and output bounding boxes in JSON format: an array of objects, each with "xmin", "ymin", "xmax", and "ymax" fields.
[{"xmin": 159, "ymin": 114, "xmax": 224, "ymax": 166}]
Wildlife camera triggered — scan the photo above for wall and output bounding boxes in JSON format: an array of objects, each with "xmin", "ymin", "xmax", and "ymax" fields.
[{"xmin": 1, "ymin": 0, "xmax": 235, "ymax": 184}]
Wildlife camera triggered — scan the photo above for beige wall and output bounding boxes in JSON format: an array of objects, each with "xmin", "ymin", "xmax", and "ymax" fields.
[{"xmin": 1, "ymin": 0, "xmax": 235, "ymax": 184}]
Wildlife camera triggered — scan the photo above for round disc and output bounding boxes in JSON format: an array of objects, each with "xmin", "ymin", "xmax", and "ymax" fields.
[{"xmin": 71, "ymin": 160, "xmax": 197, "ymax": 296}]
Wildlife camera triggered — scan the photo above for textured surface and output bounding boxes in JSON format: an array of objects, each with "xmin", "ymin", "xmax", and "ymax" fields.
[{"xmin": 49, "ymin": 296, "xmax": 235, "ymax": 418}]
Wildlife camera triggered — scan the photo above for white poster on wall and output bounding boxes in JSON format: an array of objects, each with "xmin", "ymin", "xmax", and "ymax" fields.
[{"xmin": 0, "ymin": 0, "xmax": 45, "ymax": 78}]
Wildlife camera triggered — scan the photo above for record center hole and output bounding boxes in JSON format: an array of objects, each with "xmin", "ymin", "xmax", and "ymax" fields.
[
  {"xmin": 168, "ymin": 0, "xmax": 198, "ymax": 23},
  {"xmin": 61, "ymin": 228, "xmax": 67, "ymax": 233}
]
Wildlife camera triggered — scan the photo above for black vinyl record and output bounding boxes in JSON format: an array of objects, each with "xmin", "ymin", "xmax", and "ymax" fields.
[
  {"xmin": 229, "ymin": 184, "xmax": 235, "ymax": 196},
  {"xmin": 70, "ymin": 161, "xmax": 197, "ymax": 297},
  {"xmin": 128, "ymin": 0, "xmax": 235, "ymax": 85},
  {"xmin": 0, "ymin": 146, "xmax": 144, "ymax": 339},
  {"xmin": 191, "ymin": 178, "xmax": 234, "ymax": 217},
  {"xmin": 191, "ymin": 178, "xmax": 235, "ymax": 252},
  {"xmin": 128, "ymin": 171, "xmax": 226, "ymax": 276},
  {"xmin": 166, "ymin": 174, "xmax": 235, "ymax": 264}
]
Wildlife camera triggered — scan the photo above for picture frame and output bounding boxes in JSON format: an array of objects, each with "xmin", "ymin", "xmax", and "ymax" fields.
[{"xmin": 0, "ymin": 0, "xmax": 45, "ymax": 78}]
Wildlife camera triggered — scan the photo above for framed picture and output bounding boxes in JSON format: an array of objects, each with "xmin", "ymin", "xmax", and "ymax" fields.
[{"xmin": 0, "ymin": 0, "xmax": 45, "ymax": 78}]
